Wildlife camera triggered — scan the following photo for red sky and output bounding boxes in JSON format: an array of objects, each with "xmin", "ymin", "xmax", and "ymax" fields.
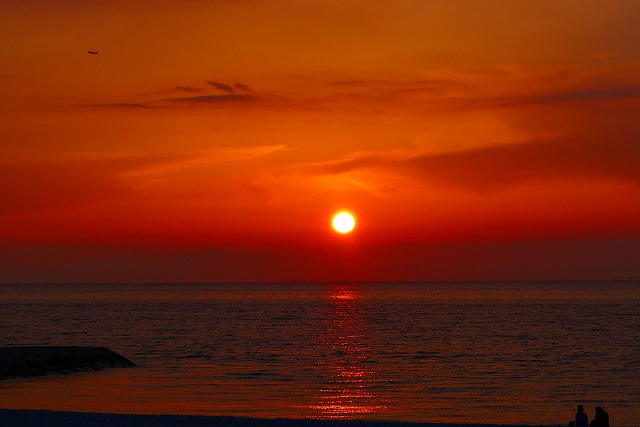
[{"xmin": 2, "ymin": 0, "xmax": 639, "ymax": 282}]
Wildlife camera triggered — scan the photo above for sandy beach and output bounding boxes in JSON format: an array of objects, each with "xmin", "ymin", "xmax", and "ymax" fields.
[{"xmin": 0, "ymin": 409, "xmax": 562, "ymax": 427}]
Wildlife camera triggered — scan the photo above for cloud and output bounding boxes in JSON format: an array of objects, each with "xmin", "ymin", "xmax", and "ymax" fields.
[
  {"xmin": 0, "ymin": 144, "xmax": 287, "ymax": 216},
  {"xmin": 470, "ymin": 86, "xmax": 640, "ymax": 111},
  {"xmin": 303, "ymin": 153, "xmax": 386, "ymax": 176},
  {"xmin": 85, "ymin": 79, "xmax": 257, "ymax": 109},
  {"xmin": 398, "ymin": 140, "xmax": 593, "ymax": 192},
  {"xmin": 0, "ymin": 152, "xmax": 197, "ymax": 215},
  {"xmin": 316, "ymin": 67, "xmax": 640, "ymax": 115},
  {"xmin": 164, "ymin": 94, "xmax": 258, "ymax": 104},
  {"xmin": 81, "ymin": 102, "xmax": 160, "ymax": 109},
  {"xmin": 120, "ymin": 145, "xmax": 287, "ymax": 179},
  {"xmin": 290, "ymin": 67, "xmax": 640, "ymax": 193},
  {"xmin": 0, "ymin": 159, "xmax": 136, "ymax": 215},
  {"xmin": 531, "ymin": 87, "xmax": 640, "ymax": 105},
  {"xmin": 174, "ymin": 86, "xmax": 202, "ymax": 93},
  {"xmin": 300, "ymin": 127, "xmax": 640, "ymax": 193},
  {"xmin": 207, "ymin": 81, "xmax": 235, "ymax": 93}
]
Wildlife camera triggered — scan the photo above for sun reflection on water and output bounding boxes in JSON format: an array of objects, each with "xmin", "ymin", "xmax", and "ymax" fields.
[{"xmin": 304, "ymin": 285, "xmax": 388, "ymax": 418}]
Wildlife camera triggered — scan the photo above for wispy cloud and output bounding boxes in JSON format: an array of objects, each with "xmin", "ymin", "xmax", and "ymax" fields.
[
  {"xmin": 80, "ymin": 66, "xmax": 640, "ymax": 123},
  {"xmin": 174, "ymin": 86, "xmax": 202, "ymax": 93},
  {"xmin": 81, "ymin": 102, "xmax": 161, "ymax": 109},
  {"xmin": 0, "ymin": 159, "xmax": 137, "ymax": 215},
  {"xmin": 120, "ymin": 145, "xmax": 287, "ymax": 179},
  {"xmin": 462, "ymin": 86, "xmax": 640, "ymax": 111},
  {"xmin": 298, "ymin": 127, "xmax": 640, "ymax": 193},
  {"xmin": 163, "ymin": 94, "xmax": 258, "ymax": 104},
  {"xmin": 527, "ymin": 87, "xmax": 640, "ymax": 105},
  {"xmin": 234, "ymin": 83, "xmax": 251, "ymax": 92},
  {"xmin": 303, "ymin": 153, "xmax": 386, "ymax": 176},
  {"xmin": 86, "ymin": 80, "xmax": 259, "ymax": 109},
  {"xmin": 0, "ymin": 145, "xmax": 287, "ymax": 215},
  {"xmin": 207, "ymin": 81, "xmax": 235, "ymax": 93},
  {"xmin": 317, "ymin": 66, "xmax": 640, "ymax": 114}
]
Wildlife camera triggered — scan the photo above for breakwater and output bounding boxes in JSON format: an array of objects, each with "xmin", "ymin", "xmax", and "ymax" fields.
[{"xmin": 0, "ymin": 346, "xmax": 135, "ymax": 379}]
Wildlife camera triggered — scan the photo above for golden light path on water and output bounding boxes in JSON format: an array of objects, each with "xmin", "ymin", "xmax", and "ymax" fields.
[{"xmin": 304, "ymin": 286, "xmax": 388, "ymax": 418}]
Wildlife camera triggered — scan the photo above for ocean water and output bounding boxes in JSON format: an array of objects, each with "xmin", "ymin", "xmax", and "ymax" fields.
[{"xmin": 1, "ymin": 282, "xmax": 639, "ymax": 425}]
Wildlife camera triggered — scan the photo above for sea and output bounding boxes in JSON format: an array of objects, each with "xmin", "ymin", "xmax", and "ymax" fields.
[{"xmin": 1, "ymin": 281, "xmax": 639, "ymax": 426}]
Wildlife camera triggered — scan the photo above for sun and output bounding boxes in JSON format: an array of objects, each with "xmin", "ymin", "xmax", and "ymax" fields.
[{"xmin": 332, "ymin": 211, "xmax": 356, "ymax": 234}]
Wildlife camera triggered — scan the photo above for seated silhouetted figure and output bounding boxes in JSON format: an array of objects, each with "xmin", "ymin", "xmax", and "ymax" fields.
[
  {"xmin": 589, "ymin": 406, "xmax": 609, "ymax": 427},
  {"xmin": 575, "ymin": 404, "xmax": 588, "ymax": 426}
]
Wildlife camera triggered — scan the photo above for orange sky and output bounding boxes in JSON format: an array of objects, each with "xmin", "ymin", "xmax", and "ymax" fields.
[{"xmin": 2, "ymin": 0, "xmax": 640, "ymax": 282}]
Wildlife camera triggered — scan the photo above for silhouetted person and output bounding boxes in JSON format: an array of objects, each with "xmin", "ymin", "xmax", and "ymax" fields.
[
  {"xmin": 575, "ymin": 404, "xmax": 588, "ymax": 426},
  {"xmin": 589, "ymin": 406, "xmax": 609, "ymax": 427}
]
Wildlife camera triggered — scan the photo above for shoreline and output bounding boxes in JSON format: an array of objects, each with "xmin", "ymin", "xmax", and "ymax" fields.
[{"xmin": 0, "ymin": 409, "xmax": 563, "ymax": 427}]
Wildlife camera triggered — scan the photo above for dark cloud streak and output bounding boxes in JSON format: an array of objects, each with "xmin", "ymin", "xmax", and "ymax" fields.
[
  {"xmin": 207, "ymin": 81, "xmax": 235, "ymax": 93},
  {"xmin": 81, "ymin": 103, "xmax": 160, "ymax": 109},
  {"xmin": 164, "ymin": 94, "xmax": 258, "ymax": 104},
  {"xmin": 174, "ymin": 86, "xmax": 202, "ymax": 93}
]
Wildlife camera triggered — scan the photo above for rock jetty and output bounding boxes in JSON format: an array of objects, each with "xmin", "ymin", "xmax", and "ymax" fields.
[{"xmin": 0, "ymin": 346, "xmax": 135, "ymax": 380}]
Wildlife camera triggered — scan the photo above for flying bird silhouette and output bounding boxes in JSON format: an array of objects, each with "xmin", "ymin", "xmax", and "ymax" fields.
[{"xmin": 88, "ymin": 50, "xmax": 98, "ymax": 54}]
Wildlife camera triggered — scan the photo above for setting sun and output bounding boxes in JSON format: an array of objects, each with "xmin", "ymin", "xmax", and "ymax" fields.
[{"xmin": 332, "ymin": 212, "xmax": 356, "ymax": 234}]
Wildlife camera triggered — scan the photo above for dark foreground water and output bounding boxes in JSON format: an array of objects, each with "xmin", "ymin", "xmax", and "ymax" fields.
[{"xmin": 1, "ymin": 282, "xmax": 639, "ymax": 425}]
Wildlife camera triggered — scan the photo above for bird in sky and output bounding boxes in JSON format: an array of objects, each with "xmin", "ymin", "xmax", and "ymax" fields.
[{"xmin": 88, "ymin": 50, "xmax": 98, "ymax": 54}]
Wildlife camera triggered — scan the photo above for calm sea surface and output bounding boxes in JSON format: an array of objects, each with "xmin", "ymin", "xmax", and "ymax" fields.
[{"xmin": 1, "ymin": 282, "xmax": 639, "ymax": 425}]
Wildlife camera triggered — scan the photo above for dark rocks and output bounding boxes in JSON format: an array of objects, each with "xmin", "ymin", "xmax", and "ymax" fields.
[{"xmin": 0, "ymin": 346, "xmax": 135, "ymax": 380}]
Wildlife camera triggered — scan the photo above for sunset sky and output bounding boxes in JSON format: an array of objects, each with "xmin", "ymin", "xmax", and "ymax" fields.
[{"xmin": 2, "ymin": 0, "xmax": 639, "ymax": 282}]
